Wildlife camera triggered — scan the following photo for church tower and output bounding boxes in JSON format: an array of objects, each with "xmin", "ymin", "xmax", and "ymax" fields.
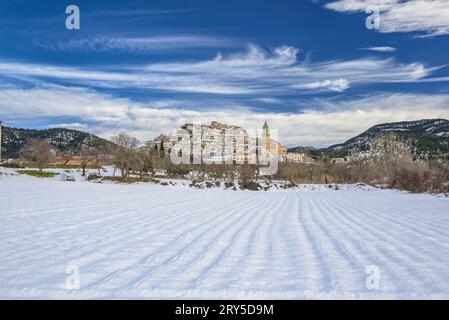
[{"xmin": 263, "ymin": 121, "xmax": 270, "ymax": 154}]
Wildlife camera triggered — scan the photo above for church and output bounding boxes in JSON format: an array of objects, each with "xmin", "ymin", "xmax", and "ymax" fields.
[{"xmin": 261, "ymin": 121, "xmax": 288, "ymax": 159}]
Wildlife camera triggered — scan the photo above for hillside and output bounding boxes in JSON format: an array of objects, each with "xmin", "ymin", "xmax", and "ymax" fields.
[
  {"xmin": 291, "ymin": 119, "xmax": 449, "ymax": 159},
  {"xmin": 1, "ymin": 126, "xmax": 113, "ymax": 159},
  {"xmin": 287, "ymin": 146, "xmax": 318, "ymax": 154}
]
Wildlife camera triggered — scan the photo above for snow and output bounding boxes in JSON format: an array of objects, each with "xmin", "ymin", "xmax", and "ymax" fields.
[{"xmin": 1, "ymin": 170, "xmax": 449, "ymax": 299}]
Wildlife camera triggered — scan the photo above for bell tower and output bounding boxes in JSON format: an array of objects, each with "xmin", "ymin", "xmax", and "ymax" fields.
[{"xmin": 263, "ymin": 121, "xmax": 270, "ymax": 154}]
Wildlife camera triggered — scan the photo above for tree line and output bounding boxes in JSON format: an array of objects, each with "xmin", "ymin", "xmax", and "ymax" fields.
[{"xmin": 12, "ymin": 132, "xmax": 449, "ymax": 194}]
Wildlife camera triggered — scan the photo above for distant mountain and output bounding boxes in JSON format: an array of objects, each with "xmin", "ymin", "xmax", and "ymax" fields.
[
  {"xmin": 287, "ymin": 146, "xmax": 318, "ymax": 154},
  {"xmin": 1, "ymin": 126, "xmax": 114, "ymax": 159},
  {"xmin": 291, "ymin": 119, "xmax": 449, "ymax": 160}
]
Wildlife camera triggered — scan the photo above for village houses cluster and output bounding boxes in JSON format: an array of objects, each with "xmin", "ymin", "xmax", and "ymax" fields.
[{"xmin": 148, "ymin": 121, "xmax": 318, "ymax": 165}]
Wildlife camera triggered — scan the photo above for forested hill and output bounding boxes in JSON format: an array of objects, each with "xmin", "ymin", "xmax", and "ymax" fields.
[{"xmin": 1, "ymin": 126, "xmax": 113, "ymax": 159}]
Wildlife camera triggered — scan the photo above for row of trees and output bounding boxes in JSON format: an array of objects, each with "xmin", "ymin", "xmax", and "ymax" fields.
[
  {"xmin": 19, "ymin": 133, "xmax": 157, "ymax": 180},
  {"xmin": 274, "ymin": 160, "xmax": 449, "ymax": 194},
  {"xmin": 17, "ymin": 132, "xmax": 449, "ymax": 193},
  {"xmin": 20, "ymin": 139, "xmax": 111, "ymax": 175},
  {"xmin": 21, "ymin": 139, "xmax": 54, "ymax": 172},
  {"xmin": 274, "ymin": 133, "xmax": 449, "ymax": 194}
]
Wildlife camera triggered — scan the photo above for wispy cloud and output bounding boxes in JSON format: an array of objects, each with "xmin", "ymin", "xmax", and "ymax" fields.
[
  {"xmin": 360, "ymin": 46, "xmax": 396, "ymax": 52},
  {"xmin": 39, "ymin": 35, "xmax": 238, "ymax": 53},
  {"xmin": 0, "ymin": 44, "xmax": 441, "ymax": 95},
  {"xmin": 48, "ymin": 122, "xmax": 89, "ymax": 130},
  {"xmin": 1, "ymin": 86, "xmax": 448, "ymax": 146},
  {"xmin": 256, "ymin": 97, "xmax": 284, "ymax": 104},
  {"xmin": 325, "ymin": 0, "xmax": 449, "ymax": 37},
  {"xmin": 294, "ymin": 79, "xmax": 350, "ymax": 92}
]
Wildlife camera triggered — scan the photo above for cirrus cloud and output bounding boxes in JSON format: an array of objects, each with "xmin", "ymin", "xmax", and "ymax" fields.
[
  {"xmin": 325, "ymin": 0, "xmax": 449, "ymax": 37},
  {"xmin": 0, "ymin": 44, "xmax": 437, "ymax": 95}
]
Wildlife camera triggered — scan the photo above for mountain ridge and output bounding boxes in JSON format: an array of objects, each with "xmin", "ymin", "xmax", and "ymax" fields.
[
  {"xmin": 1, "ymin": 126, "xmax": 114, "ymax": 159},
  {"xmin": 289, "ymin": 118, "xmax": 449, "ymax": 159}
]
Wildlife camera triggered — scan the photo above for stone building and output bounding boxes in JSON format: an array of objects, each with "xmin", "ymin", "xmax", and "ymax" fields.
[
  {"xmin": 286, "ymin": 152, "xmax": 316, "ymax": 164},
  {"xmin": 261, "ymin": 121, "xmax": 288, "ymax": 159},
  {"xmin": 147, "ymin": 133, "xmax": 175, "ymax": 156},
  {"xmin": 148, "ymin": 121, "xmax": 287, "ymax": 164}
]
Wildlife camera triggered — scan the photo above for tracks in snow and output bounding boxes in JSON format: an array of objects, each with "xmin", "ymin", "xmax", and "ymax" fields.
[{"xmin": 1, "ymin": 180, "xmax": 449, "ymax": 298}]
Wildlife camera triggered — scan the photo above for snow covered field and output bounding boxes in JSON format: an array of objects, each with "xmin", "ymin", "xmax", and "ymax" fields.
[{"xmin": 1, "ymin": 170, "xmax": 449, "ymax": 299}]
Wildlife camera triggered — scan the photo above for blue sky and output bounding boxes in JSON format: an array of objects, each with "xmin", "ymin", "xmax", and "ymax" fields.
[{"xmin": 1, "ymin": 0, "xmax": 449, "ymax": 146}]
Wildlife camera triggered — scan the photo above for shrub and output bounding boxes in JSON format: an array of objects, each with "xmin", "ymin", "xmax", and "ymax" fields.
[
  {"xmin": 283, "ymin": 181, "xmax": 297, "ymax": 189},
  {"xmin": 224, "ymin": 181, "xmax": 234, "ymax": 189},
  {"xmin": 17, "ymin": 170, "xmax": 58, "ymax": 178},
  {"xmin": 240, "ymin": 180, "xmax": 262, "ymax": 191},
  {"xmin": 101, "ymin": 176, "xmax": 159, "ymax": 184},
  {"xmin": 60, "ymin": 173, "xmax": 76, "ymax": 182},
  {"xmin": 0, "ymin": 161, "xmax": 25, "ymax": 168},
  {"xmin": 87, "ymin": 174, "xmax": 102, "ymax": 181}
]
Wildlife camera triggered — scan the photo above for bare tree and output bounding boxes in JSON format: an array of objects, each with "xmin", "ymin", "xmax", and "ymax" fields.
[
  {"xmin": 320, "ymin": 152, "xmax": 332, "ymax": 184},
  {"xmin": 276, "ymin": 163, "xmax": 307, "ymax": 184},
  {"xmin": 135, "ymin": 149, "xmax": 159, "ymax": 179},
  {"xmin": 79, "ymin": 145, "xmax": 97, "ymax": 176},
  {"xmin": 60, "ymin": 147, "xmax": 77, "ymax": 166},
  {"xmin": 238, "ymin": 164, "xmax": 256, "ymax": 183},
  {"xmin": 21, "ymin": 139, "xmax": 54, "ymax": 172},
  {"xmin": 91, "ymin": 144, "xmax": 112, "ymax": 175},
  {"xmin": 110, "ymin": 133, "xmax": 140, "ymax": 181},
  {"xmin": 368, "ymin": 133, "xmax": 413, "ymax": 185}
]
